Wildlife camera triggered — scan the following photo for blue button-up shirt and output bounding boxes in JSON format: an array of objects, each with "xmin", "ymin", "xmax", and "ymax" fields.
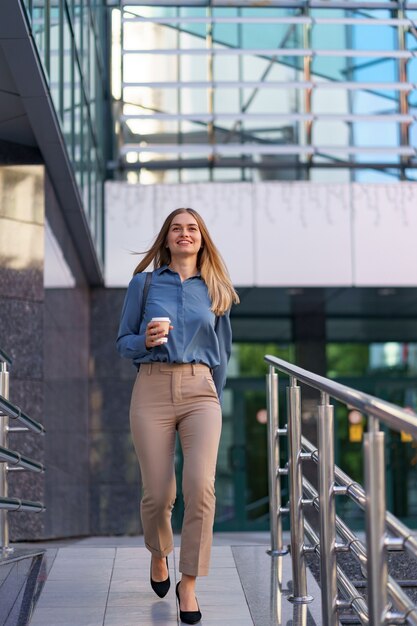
[{"xmin": 116, "ymin": 265, "xmax": 232, "ymax": 399}]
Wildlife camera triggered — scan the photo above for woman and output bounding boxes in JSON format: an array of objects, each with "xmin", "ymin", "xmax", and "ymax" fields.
[{"xmin": 116, "ymin": 208, "xmax": 239, "ymax": 624}]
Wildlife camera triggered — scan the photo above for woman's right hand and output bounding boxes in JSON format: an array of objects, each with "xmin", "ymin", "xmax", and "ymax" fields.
[{"xmin": 145, "ymin": 321, "xmax": 173, "ymax": 349}]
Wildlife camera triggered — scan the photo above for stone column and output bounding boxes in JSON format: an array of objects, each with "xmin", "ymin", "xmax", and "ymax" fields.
[{"xmin": 291, "ymin": 288, "xmax": 327, "ymax": 446}]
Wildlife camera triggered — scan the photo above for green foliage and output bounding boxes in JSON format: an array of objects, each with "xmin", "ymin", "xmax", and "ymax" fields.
[
  {"xmin": 236, "ymin": 343, "xmax": 294, "ymax": 376},
  {"xmin": 326, "ymin": 343, "xmax": 370, "ymax": 378}
]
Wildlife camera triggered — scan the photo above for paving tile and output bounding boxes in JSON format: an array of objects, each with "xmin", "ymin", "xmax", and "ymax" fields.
[
  {"xmin": 52, "ymin": 556, "xmax": 113, "ymax": 563},
  {"xmin": 30, "ymin": 541, "xmax": 259, "ymax": 626},
  {"xmin": 109, "ymin": 578, "xmax": 160, "ymax": 593},
  {"xmin": 110, "ymin": 567, "xmax": 150, "ymax": 581},
  {"xmin": 36, "ymin": 590, "xmax": 109, "ymax": 609},
  {"xmin": 40, "ymin": 573, "xmax": 110, "ymax": 593},
  {"xmin": 29, "ymin": 606, "xmax": 106, "ymax": 626},
  {"xmin": 196, "ymin": 604, "xmax": 252, "ymax": 618},
  {"xmin": 107, "ymin": 591, "xmax": 177, "ymax": 608},
  {"xmin": 47, "ymin": 569, "xmax": 113, "ymax": 582},
  {"xmin": 53, "ymin": 548, "xmax": 116, "ymax": 557},
  {"xmin": 195, "ymin": 613, "xmax": 253, "ymax": 626},
  {"xmin": 104, "ymin": 604, "xmax": 178, "ymax": 625}
]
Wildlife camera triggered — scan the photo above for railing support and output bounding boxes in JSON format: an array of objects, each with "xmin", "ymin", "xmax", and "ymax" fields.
[
  {"xmin": 364, "ymin": 416, "xmax": 388, "ymax": 626},
  {"xmin": 287, "ymin": 377, "xmax": 313, "ymax": 603},
  {"xmin": 317, "ymin": 392, "xmax": 338, "ymax": 626},
  {"xmin": 265, "ymin": 354, "xmax": 417, "ymax": 625},
  {"xmin": 266, "ymin": 366, "xmax": 288, "ymax": 556},
  {"xmin": 0, "ymin": 362, "xmax": 10, "ymax": 553}
]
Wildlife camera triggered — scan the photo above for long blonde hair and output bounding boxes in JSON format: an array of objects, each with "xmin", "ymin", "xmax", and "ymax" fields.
[{"xmin": 133, "ymin": 208, "xmax": 239, "ymax": 315}]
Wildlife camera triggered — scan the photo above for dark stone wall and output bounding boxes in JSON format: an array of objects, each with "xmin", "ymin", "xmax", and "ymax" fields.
[
  {"xmin": 0, "ymin": 165, "xmax": 45, "ymax": 539},
  {"xmin": 42, "ymin": 175, "xmax": 90, "ymax": 538},
  {"xmin": 89, "ymin": 288, "xmax": 141, "ymax": 535},
  {"xmin": 0, "ymin": 165, "xmax": 91, "ymax": 540}
]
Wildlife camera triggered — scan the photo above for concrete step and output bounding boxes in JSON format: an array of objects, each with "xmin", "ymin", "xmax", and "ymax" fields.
[{"xmin": 0, "ymin": 547, "xmax": 45, "ymax": 626}]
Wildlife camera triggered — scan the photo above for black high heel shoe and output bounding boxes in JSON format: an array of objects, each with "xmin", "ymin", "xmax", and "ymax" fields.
[
  {"xmin": 175, "ymin": 581, "xmax": 202, "ymax": 624},
  {"xmin": 150, "ymin": 556, "xmax": 170, "ymax": 598}
]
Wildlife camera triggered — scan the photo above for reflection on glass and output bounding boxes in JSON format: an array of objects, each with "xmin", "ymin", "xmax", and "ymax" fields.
[
  {"xmin": 119, "ymin": 5, "xmax": 411, "ymax": 184},
  {"xmin": 20, "ymin": 0, "xmax": 107, "ymax": 263}
]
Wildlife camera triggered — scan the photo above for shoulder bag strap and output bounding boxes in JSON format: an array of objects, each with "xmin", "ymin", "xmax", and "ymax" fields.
[{"xmin": 140, "ymin": 271, "xmax": 152, "ymax": 323}]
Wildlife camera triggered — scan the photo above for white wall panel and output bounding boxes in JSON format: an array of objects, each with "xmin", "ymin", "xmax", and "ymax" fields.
[
  {"xmin": 105, "ymin": 181, "xmax": 417, "ymax": 288},
  {"xmin": 254, "ymin": 183, "xmax": 352, "ymax": 286},
  {"xmin": 105, "ymin": 182, "xmax": 155, "ymax": 285},
  {"xmin": 353, "ymin": 183, "xmax": 417, "ymax": 286},
  {"xmin": 106, "ymin": 182, "xmax": 254, "ymax": 286}
]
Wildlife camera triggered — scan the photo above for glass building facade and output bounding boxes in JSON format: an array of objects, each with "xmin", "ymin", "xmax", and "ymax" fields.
[
  {"xmin": 21, "ymin": 0, "xmax": 109, "ymax": 261},
  {"xmin": 116, "ymin": 1, "xmax": 417, "ymax": 185}
]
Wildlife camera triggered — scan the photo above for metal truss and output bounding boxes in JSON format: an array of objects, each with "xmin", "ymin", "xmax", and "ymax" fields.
[{"xmin": 116, "ymin": 0, "xmax": 417, "ymax": 177}]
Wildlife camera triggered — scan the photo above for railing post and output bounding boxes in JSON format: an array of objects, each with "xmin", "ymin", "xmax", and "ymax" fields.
[
  {"xmin": 0, "ymin": 361, "xmax": 10, "ymax": 553},
  {"xmin": 364, "ymin": 416, "xmax": 388, "ymax": 626},
  {"xmin": 266, "ymin": 366, "xmax": 288, "ymax": 556},
  {"xmin": 287, "ymin": 376, "xmax": 313, "ymax": 603},
  {"xmin": 317, "ymin": 392, "xmax": 338, "ymax": 626}
]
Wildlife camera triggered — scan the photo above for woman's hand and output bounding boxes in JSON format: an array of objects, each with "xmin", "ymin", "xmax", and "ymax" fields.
[{"xmin": 145, "ymin": 322, "xmax": 174, "ymax": 349}]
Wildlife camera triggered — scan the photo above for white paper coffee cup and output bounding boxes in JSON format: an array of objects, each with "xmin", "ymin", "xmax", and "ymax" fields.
[{"xmin": 151, "ymin": 317, "xmax": 171, "ymax": 343}]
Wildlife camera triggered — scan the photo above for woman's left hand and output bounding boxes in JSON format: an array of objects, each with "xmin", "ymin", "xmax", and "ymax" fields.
[{"xmin": 145, "ymin": 322, "xmax": 174, "ymax": 349}]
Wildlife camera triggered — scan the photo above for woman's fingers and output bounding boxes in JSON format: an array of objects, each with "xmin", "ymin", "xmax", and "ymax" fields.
[{"xmin": 145, "ymin": 321, "xmax": 169, "ymax": 347}]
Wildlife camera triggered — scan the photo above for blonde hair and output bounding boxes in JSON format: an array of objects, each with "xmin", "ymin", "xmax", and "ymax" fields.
[{"xmin": 133, "ymin": 208, "xmax": 239, "ymax": 315}]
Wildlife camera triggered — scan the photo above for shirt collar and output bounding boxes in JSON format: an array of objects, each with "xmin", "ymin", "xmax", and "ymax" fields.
[{"xmin": 156, "ymin": 264, "xmax": 201, "ymax": 279}]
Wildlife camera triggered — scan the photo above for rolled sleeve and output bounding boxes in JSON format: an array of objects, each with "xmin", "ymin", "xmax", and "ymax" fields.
[{"xmin": 116, "ymin": 274, "xmax": 151, "ymax": 360}]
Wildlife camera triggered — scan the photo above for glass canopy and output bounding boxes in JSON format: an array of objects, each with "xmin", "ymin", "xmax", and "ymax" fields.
[{"xmin": 114, "ymin": 0, "xmax": 417, "ymax": 183}]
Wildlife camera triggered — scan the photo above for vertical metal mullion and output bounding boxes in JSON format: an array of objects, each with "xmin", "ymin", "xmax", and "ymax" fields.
[
  {"xmin": 303, "ymin": 6, "xmax": 312, "ymax": 177},
  {"xmin": 177, "ymin": 6, "xmax": 182, "ymax": 183},
  {"xmin": 207, "ymin": 3, "xmax": 214, "ymax": 180},
  {"xmin": 45, "ymin": 0, "xmax": 51, "ymax": 76},
  {"xmin": 59, "ymin": 0, "xmax": 64, "ymax": 122},
  {"xmin": 238, "ymin": 7, "xmax": 245, "ymax": 182},
  {"xmin": 397, "ymin": 2, "xmax": 409, "ymax": 180},
  {"xmin": 77, "ymin": 0, "xmax": 84, "ymax": 192},
  {"xmin": 120, "ymin": 3, "xmax": 124, "ymax": 181},
  {"xmin": 346, "ymin": 8, "xmax": 355, "ymax": 183},
  {"xmin": 70, "ymin": 14, "xmax": 75, "ymax": 162}
]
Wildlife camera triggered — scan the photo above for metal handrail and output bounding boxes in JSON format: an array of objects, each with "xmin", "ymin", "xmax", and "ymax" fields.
[
  {"xmin": 0, "ymin": 497, "xmax": 44, "ymax": 513},
  {"xmin": 264, "ymin": 355, "xmax": 417, "ymax": 626},
  {"xmin": 0, "ymin": 446, "xmax": 45, "ymax": 474},
  {"xmin": 0, "ymin": 396, "xmax": 45, "ymax": 435},
  {"xmin": 266, "ymin": 355, "xmax": 417, "ymax": 439},
  {"xmin": 302, "ymin": 478, "xmax": 417, "ymax": 626},
  {"xmin": 0, "ymin": 353, "xmax": 45, "ymax": 553},
  {"xmin": 0, "ymin": 350, "xmax": 12, "ymax": 366},
  {"xmin": 301, "ymin": 437, "xmax": 417, "ymax": 561}
]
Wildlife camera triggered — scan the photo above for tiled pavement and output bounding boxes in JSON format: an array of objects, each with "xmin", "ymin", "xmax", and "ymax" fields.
[{"xmin": 27, "ymin": 534, "xmax": 323, "ymax": 626}]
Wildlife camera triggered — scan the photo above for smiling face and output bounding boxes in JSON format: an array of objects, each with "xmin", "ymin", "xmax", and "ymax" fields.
[{"xmin": 165, "ymin": 211, "xmax": 202, "ymax": 261}]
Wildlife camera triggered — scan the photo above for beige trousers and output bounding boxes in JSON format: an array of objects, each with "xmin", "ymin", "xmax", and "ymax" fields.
[{"xmin": 129, "ymin": 362, "xmax": 222, "ymax": 577}]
